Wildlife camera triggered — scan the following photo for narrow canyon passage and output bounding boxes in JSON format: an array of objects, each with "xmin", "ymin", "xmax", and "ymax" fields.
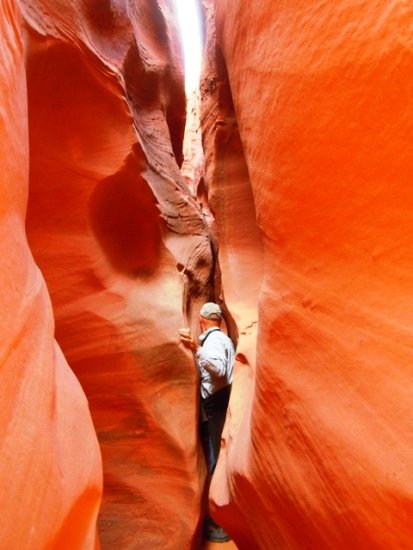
[
  {"xmin": 22, "ymin": 1, "xmax": 214, "ymax": 548},
  {"xmin": 1, "ymin": 1, "xmax": 413, "ymax": 550}
]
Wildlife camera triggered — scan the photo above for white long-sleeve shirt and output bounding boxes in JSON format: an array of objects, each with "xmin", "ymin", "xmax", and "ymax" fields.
[{"xmin": 196, "ymin": 327, "xmax": 235, "ymax": 399}]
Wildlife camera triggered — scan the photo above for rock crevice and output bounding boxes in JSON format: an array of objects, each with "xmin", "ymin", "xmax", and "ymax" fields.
[{"xmin": 17, "ymin": 0, "xmax": 217, "ymax": 548}]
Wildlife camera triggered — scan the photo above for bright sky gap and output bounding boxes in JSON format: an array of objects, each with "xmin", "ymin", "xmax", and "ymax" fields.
[{"xmin": 172, "ymin": 0, "xmax": 203, "ymax": 93}]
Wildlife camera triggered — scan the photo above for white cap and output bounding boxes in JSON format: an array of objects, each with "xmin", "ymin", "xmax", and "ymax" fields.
[{"xmin": 200, "ymin": 302, "xmax": 222, "ymax": 320}]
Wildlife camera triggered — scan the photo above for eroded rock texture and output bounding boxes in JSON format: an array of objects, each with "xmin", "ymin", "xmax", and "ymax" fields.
[
  {"xmin": 0, "ymin": 1, "xmax": 101, "ymax": 548},
  {"xmin": 202, "ymin": 1, "xmax": 413, "ymax": 548},
  {"xmin": 17, "ymin": 0, "xmax": 212, "ymax": 548},
  {"xmin": 199, "ymin": 3, "xmax": 263, "ymax": 546},
  {"xmin": 181, "ymin": 90, "xmax": 204, "ymax": 196}
]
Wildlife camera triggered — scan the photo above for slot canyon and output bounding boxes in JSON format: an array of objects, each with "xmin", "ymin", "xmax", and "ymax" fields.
[{"xmin": 1, "ymin": 0, "xmax": 413, "ymax": 549}]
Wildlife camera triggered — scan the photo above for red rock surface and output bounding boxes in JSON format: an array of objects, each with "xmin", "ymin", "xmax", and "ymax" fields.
[
  {"xmin": 0, "ymin": 1, "xmax": 102, "ymax": 548},
  {"xmin": 182, "ymin": 89, "xmax": 204, "ymax": 196},
  {"xmin": 17, "ymin": 0, "xmax": 213, "ymax": 548},
  {"xmin": 203, "ymin": 540, "xmax": 238, "ymax": 550},
  {"xmin": 202, "ymin": 1, "xmax": 413, "ymax": 548}
]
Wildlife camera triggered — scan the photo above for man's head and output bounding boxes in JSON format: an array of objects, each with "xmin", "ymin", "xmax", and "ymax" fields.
[{"xmin": 199, "ymin": 302, "xmax": 222, "ymax": 331}]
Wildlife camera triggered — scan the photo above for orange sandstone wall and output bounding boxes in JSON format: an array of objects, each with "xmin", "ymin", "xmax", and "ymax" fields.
[
  {"xmin": 19, "ymin": 0, "xmax": 212, "ymax": 548},
  {"xmin": 204, "ymin": 1, "xmax": 413, "ymax": 548},
  {"xmin": 0, "ymin": 1, "xmax": 102, "ymax": 548},
  {"xmin": 199, "ymin": 3, "xmax": 263, "ymax": 545}
]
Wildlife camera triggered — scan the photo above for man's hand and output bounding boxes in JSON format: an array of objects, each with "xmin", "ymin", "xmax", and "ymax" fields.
[{"xmin": 179, "ymin": 328, "xmax": 199, "ymax": 353}]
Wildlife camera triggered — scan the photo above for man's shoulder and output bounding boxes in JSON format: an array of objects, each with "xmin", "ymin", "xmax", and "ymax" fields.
[{"xmin": 209, "ymin": 330, "xmax": 234, "ymax": 347}]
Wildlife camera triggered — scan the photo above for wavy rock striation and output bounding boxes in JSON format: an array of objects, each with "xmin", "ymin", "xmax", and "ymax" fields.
[
  {"xmin": 7, "ymin": 0, "xmax": 215, "ymax": 548},
  {"xmin": 202, "ymin": 1, "xmax": 413, "ymax": 548},
  {"xmin": 199, "ymin": 2, "xmax": 263, "ymax": 546},
  {"xmin": 0, "ymin": 1, "xmax": 101, "ymax": 548}
]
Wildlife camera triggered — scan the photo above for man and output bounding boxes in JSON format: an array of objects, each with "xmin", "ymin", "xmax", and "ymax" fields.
[{"xmin": 179, "ymin": 302, "xmax": 235, "ymax": 543}]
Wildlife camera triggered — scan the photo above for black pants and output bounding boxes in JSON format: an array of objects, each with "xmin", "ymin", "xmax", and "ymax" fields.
[{"xmin": 200, "ymin": 385, "xmax": 231, "ymax": 474}]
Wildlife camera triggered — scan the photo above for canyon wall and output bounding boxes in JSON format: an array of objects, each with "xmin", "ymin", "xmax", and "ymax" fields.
[
  {"xmin": 202, "ymin": 1, "xmax": 413, "ymax": 548},
  {"xmin": 0, "ymin": 1, "xmax": 101, "ymax": 548},
  {"xmin": 1, "ymin": 0, "xmax": 213, "ymax": 548},
  {"xmin": 22, "ymin": 0, "xmax": 213, "ymax": 547},
  {"xmin": 199, "ymin": 3, "xmax": 263, "ymax": 545}
]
